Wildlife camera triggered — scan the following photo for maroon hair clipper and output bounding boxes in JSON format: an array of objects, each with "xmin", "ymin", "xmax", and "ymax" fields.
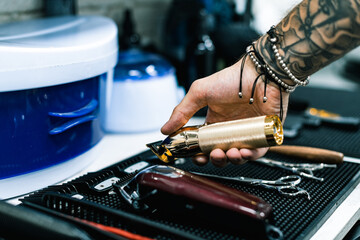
[{"xmin": 115, "ymin": 165, "xmax": 282, "ymax": 240}]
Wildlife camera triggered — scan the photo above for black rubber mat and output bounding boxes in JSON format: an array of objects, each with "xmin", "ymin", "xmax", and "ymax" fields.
[
  {"xmin": 20, "ymin": 150, "xmax": 360, "ymax": 240},
  {"xmin": 285, "ymin": 87, "xmax": 360, "ymax": 158}
]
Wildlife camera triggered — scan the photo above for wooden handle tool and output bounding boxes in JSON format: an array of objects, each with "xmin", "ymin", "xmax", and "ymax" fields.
[{"xmin": 269, "ymin": 145, "xmax": 344, "ymax": 164}]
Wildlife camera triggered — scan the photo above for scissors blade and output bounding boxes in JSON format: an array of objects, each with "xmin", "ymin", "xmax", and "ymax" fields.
[
  {"xmin": 275, "ymin": 162, "xmax": 337, "ymax": 170},
  {"xmin": 191, "ymin": 171, "xmax": 310, "ymax": 198},
  {"xmin": 190, "ymin": 172, "xmax": 245, "ymax": 182},
  {"xmin": 256, "ymin": 158, "xmax": 324, "ymax": 181}
]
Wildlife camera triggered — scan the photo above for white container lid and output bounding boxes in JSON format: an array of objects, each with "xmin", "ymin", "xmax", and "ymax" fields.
[{"xmin": 0, "ymin": 15, "xmax": 118, "ymax": 92}]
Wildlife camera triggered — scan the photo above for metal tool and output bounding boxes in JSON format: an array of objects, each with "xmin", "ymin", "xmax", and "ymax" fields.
[
  {"xmin": 191, "ymin": 172, "xmax": 310, "ymax": 200},
  {"xmin": 147, "ymin": 115, "xmax": 283, "ymax": 163},
  {"xmin": 255, "ymin": 158, "xmax": 337, "ymax": 181},
  {"xmin": 305, "ymin": 107, "xmax": 360, "ymax": 128}
]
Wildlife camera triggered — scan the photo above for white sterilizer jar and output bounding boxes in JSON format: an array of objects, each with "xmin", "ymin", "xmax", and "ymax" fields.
[{"xmin": 100, "ymin": 49, "xmax": 184, "ymax": 133}]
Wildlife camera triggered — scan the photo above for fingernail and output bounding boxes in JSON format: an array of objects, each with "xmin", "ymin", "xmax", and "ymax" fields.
[
  {"xmin": 239, "ymin": 159, "xmax": 248, "ymax": 164},
  {"xmin": 229, "ymin": 158, "xmax": 241, "ymax": 164},
  {"xmin": 211, "ymin": 157, "xmax": 227, "ymax": 167},
  {"xmin": 230, "ymin": 158, "xmax": 248, "ymax": 165}
]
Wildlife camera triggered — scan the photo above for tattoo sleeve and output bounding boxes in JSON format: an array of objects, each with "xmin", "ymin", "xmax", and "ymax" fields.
[{"xmin": 255, "ymin": 0, "xmax": 360, "ymax": 81}]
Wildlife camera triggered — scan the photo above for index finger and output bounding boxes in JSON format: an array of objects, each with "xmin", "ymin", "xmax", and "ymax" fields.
[{"xmin": 161, "ymin": 80, "xmax": 206, "ymax": 135}]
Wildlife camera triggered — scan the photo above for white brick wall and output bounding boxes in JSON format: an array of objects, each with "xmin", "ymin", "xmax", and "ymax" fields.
[{"xmin": 0, "ymin": 0, "xmax": 172, "ymax": 48}]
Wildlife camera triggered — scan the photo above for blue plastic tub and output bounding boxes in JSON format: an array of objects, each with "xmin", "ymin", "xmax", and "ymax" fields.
[
  {"xmin": 0, "ymin": 77, "xmax": 103, "ymax": 179},
  {"xmin": 0, "ymin": 16, "xmax": 118, "ymax": 198}
]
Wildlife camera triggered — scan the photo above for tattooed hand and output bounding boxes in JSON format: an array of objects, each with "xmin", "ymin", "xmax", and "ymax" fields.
[
  {"xmin": 161, "ymin": 57, "xmax": 288, "ymax": 167},
  {"xmin": 161, "ymin": 0, "xmax": 360, "ymax": 167}
]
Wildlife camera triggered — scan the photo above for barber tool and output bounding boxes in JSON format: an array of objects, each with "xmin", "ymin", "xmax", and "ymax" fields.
[
  {"xmin": 147, "ymin": 115, "xmax": 283, "ymax": 163},
  {"xmin": 269, "ymin": 145, "xmax": 344, "ymax": 164},
  {"xmin": 288, "ymin": 98, "xmax": 360, "ymax": 129},
  {"xmin": 22, "ymin": 201, "xmax": 150, "ymax": 240},
  {"xmin": 115, "ymin": 165, "xmax": 271, "ymax": 215},
  {"xmin": 114, "ymin": 165, "xmax": 283, "ymax": 240},
  {"xmin": 0, "ymin": 201, "xmax": 93, "ymax": 240},
  {"xmin": 304, "ymin": 107, "xmax": 360, "ymax": 128},
  {"xmin": 23, "ymin": 192, "xmax": 203, "ymax": 240},
  {"xmin": 191, "ymin": 172, "xmax": 310, "ymax": 200},
  {"xmin": 255, "ymin": 158, "xmax": 337, "ymax": 181}
]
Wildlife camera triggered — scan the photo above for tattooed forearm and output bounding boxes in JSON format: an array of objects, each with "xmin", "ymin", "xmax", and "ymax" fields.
[{"xmin": 255, "ymin": 0, "xmax": 360, "ymax": 82}]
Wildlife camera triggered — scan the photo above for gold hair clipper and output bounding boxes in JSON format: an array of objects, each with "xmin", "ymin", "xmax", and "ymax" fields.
[{"xmin": 147, "ymin": 115, "xmax": 283, "ymax": 163}]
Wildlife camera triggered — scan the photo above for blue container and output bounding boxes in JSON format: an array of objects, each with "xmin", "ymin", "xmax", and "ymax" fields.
[{"xmin": 0, "ymin": 16, "xmax": 118, "ymax": 199}]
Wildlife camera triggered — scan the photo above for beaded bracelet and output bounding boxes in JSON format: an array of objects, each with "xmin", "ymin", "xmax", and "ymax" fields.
[
  {"xmin": 246, "ymin": 44, "xmax": 297, "ymax": 93},
  {"xmin": 267, "ymin": 26, "xmax": 310, "ymax": 87}
]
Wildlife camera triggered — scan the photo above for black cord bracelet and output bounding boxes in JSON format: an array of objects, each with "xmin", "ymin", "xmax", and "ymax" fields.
[{"xmin": 238, "ymin": 26, "xmax": 311, "ymax": 122}]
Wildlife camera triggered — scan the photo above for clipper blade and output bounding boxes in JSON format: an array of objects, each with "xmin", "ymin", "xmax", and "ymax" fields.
[{"xmin": 146, "ymin": 140, "xmax": 174, "ymax": 163}]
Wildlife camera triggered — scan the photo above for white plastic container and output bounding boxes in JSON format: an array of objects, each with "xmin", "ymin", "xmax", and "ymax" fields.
[
  {"xmin": 100, "ymin": 49, "xmax": 184, "ymax": 133},
  {"xmin": 0, "ymin": 16, "xmax": 118, "ymax": 199}
]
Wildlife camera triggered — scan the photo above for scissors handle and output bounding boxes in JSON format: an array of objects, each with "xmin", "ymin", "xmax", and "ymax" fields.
[
  {"xmin": 276, "ymin": 175, "xmax": 301, "ymax": 185},
  {"xmin": 253, "ymin": 175, "xmax": 300, "ymax": 186},
  {"xmin": 277, "ymin": 186, "xmax": 311, "ymax": 200}
]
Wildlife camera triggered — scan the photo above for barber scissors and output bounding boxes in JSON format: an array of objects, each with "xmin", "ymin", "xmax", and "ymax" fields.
[
  {"xmin": 255, "ymin": 158, "xmax": 337, "ymax": 181},
  {"xmin": 191, "ymin": 172, "xmax": 311, "ymax": 200}
]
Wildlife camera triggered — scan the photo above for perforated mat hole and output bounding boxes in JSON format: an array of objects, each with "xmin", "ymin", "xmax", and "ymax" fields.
[{"xmin": 267, "ymin": 224, "xmax": 284, "ymax": 240}]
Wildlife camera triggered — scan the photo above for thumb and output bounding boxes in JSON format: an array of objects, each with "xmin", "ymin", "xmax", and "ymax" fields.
[{"xmin": 161, "ymin": 82, "xmax": 206, "ymax": 135}]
